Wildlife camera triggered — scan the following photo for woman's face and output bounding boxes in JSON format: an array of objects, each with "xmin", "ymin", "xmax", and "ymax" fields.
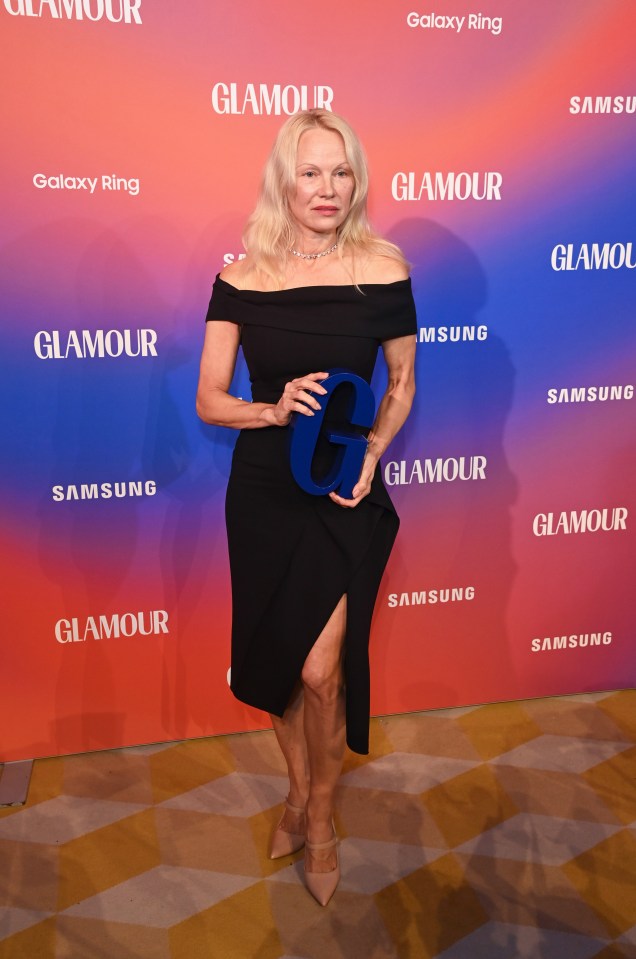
[{"xmin": 288, "ymin": 128, "xmax": 354, "ymax": 240}]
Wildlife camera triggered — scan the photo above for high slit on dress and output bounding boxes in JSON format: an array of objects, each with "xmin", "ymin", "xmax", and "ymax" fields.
[{"xmin": 206, "ymin": 274, "xmax": 417, "ymax": 754}]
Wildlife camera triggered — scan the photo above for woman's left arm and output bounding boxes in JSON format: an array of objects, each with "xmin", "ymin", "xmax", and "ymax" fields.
[{"xmin": 329, "ymin": 334, "xmax": 416, "ymax": 508}]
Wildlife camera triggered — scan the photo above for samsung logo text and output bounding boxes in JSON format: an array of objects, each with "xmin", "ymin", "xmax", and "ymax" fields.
[
  {"xmin": 547, "ymin": 384, "xmax": 633, "ymax": 404},
  {"xmin": 531, "ymin": 632, "xmax": 612, "ymax": 652},
  {"xmin": 570, "ymin": 96, "xmax": 635, "ymax": 115},
  {"xmin": 418, "ymin": 325, "xmax": 488, "ymax": 344},
  {"xmin": 52, "ymin": 480, "xmax": 157, "ymax": 502},
  {"xmin": 388, "ymin": 586, "xmax": 475, "ymax": 607}
]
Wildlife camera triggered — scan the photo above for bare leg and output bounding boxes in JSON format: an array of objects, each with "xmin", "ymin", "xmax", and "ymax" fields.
[
  {"xmin": 269, "ymin": 682, "xmax": 309, "ymax": 835},
  {"xmin": 301, "ymin": 595, "xmax": 347, "ymax": 873}
]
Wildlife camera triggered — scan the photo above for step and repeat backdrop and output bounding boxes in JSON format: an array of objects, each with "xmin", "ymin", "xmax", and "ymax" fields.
[{"xmin": 1, "ymin": 0, "xmax": 634, "ymax": 761}]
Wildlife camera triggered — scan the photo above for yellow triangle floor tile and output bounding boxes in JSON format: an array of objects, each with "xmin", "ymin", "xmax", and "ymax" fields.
[
  {"xmin": 341, "ymin": 716, "xmax": 396, "ymax": 773},
  {"xmin": 375, "ymin": 851, "xmax": 489, "ymax": 958},
  {"xmin": 383, "ymin": 711, "xmax": 482, "ymax": 760},
  {"xmin": 169, "ymin": 881, "xmax": 282, "ymax": 959},
  {"xmin": 0, "ymin": 908, "xmax": 54, "ymax": 940},
  {"xmin": 592, "ymin": 947, "xmax": 636, "ymax": 959},
  {"xmin": 0, "ymin": 917, "xmax": 56, "ymax": 959},
  {"xmin": 149, "ymin": 738, "xmax": 236, "ymax": 803},
  {"xmin": 60, "ymin": 865, "xmax": 260, "ymax": 928},
  {"xmin": 522, "ymin": 698, "xmax": 632, "ymax": 742},
  {"xmin": 226, "ymin": 728, "xmax": 288, "ymax": 778},
  {"xmin": 459, "ymin": 854, "xmax": 611, "ymax": 938},
  {"xmin": 155, "ymin": 807, "xmax": 263, "ymax": 877},
  {"xmin": 63, "ymin": 751, "xmax": 154, "ymax": 804},
  {"xmin": 434, "ymin": 921, "xmax": 609, "ymax": 959},
  {"xmin": 56, "ymin": 916, "xmax": 170, "ymax": 959},
  {"xmin": 337, "ymin": 784, "xmax": 447, "ymax": 849},
  {"xmin": 0, "ymin": 839, "xmax": 59, "ymax": 912},
  {"xmin": 457, "ymin": 701, "xmax": 544, "ymax": 760},
  {"xmin": 598, "ymin": 691, "xmax": 636, "ymax": 740},
  {"xmin": 583, "ymin": 746, "xmax": 636, "ymax": 825},
  {"xmin": 267, "ymin": 881, "xmax": 398, "ymax": 959},
  {"xmin": 24, "ymin": 756, "xmax": 65, "ymax": 808},
  {"xmin": 423, "ymin": 763, "xmax": 518, "ymax": 848},
  {"xmin": 562, "ymin": 829, "xmax": 636, "ymax": 937},
  {"xmin": 57, "ymin": 808, "xmax": 160, "ymax": 911},
  {"xmin": 492, "ymin": 764, "xmax": 624, "ymax": 824}
]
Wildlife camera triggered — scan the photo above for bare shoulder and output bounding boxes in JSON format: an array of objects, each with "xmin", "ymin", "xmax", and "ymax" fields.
[
  {"xmin": 219, "ymin": 257, "xmax": 253, "ymax": 289},
  {"xmin": 358, "ymin": 253, "xmax": 409, "ymax": 284}
]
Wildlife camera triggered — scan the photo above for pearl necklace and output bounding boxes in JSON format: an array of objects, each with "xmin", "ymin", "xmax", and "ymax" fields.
[{"xmin": 290, "ymin": 242, "xmax": 338, "ymax": 260}]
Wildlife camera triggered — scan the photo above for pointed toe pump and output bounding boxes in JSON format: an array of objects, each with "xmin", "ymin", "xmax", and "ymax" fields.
[
  {"xmin": 268, "ymin": 799, "xmax": 306, "ymax": 860},
  {"xmin": 304, "ymin": 833, "xmax": 340, "ymax": 906}
]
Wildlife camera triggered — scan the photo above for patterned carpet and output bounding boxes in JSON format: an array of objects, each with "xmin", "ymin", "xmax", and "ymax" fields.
[{"xmin": 1, "ymin": 690, "xmax": 635, "ymax": 959}]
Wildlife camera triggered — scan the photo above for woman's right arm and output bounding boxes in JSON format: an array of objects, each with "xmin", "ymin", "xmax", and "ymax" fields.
[{"xmin": 196, "ymin": 320, "xmax": 327, "ymax": 429}]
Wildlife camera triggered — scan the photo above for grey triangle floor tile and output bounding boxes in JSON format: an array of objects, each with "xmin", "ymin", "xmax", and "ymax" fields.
[
  {"xmin": 0, "ymin": 907, "xmax": 54, "ymax": 940},
  {"xmin": 435, "ymin": 921, "xmax": 608, "ymax": 959},
  {"xmin": 340, "ymin": 752, "xmax": 478, "ymax": 793},
  {"xmin": 433, "ymin": 705, "xmax": 484, "ymax": 718},
  {"xmin": 159, "ymin": 771, "xmax": 287, "ymax": 816},
  {"xmin": 60, "ymin": 865, "xmax": 260, "ymax": 927},
  {"xmin": 123, "ymin": 742, "xmax": 181, "ymax": 755},
  {"xmin": 492, "ymin": 734, "xmax": 632, "ymax": 773},
  {"xmin": 0, "ymin": 794, "xmax": 146, "ymax": 844},
  {"xmin": 619, "ymin": 924, "xmax": 636, "ymax": 946},
  {"xmin": 454, "ymin": 812, "xmax": 621, "ymax": 866},
  {"xmin": 338, "ymin": 836, "xmax": 444, "ymax": 894},
  {"xmin": 563, "ymin": 692, "xmax": 616, "ymax": 703}
]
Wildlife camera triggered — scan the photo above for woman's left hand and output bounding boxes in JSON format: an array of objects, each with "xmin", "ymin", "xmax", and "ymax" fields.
[{"xmin": 328, "ymin": 449, "xmax": 378, "ymax": 509}]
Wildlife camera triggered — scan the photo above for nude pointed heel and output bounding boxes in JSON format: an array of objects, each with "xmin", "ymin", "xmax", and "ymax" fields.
[
  {"xmin": 304, "ymin": 832, "xmax": 340, "ymax": 906},
  {"xmin": 268, "ymin": 799, "xmax": 306, "ymax": 860}
]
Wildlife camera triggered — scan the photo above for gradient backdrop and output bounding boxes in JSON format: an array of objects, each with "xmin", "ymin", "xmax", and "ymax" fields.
[{"xmin": 1, "ymin": 0, "xmax": 634, "ymax": 761}]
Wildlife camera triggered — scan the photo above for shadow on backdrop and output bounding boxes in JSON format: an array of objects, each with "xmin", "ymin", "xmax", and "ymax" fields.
[{"xmin": 370, "ymin": 218, "xmax": 520, "ymax": 712}]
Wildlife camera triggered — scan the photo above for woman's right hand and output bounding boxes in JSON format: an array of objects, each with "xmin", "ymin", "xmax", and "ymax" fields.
[{"xmin": 266, "ymin": 372, "xmax": 329, "ymax": 427}]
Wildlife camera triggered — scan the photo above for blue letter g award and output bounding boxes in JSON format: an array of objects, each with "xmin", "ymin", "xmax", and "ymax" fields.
[{"xmin": 288, "ymin": 370, "xmax": 376, "ymax": 500}]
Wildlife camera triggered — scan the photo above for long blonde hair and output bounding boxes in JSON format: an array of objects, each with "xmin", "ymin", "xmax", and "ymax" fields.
[{"xmin": 242, "ymin": 109, "xmax": 406, "ymax": 287}]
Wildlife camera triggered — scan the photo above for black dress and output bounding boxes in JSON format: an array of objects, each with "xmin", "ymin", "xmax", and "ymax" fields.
[{"xmin": 206, "ymin": 274, "xmax": 417, "ymax": 754}]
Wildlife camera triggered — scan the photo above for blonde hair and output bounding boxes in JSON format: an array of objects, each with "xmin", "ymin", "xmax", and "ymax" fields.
[{"xmin": 242, "ymin": 109, "xmax": 406, "ymax": 287}]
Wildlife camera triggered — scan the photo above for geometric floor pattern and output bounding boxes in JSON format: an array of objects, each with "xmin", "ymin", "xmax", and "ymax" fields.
[{"xmin": 0, "ymin": 689, "xmax": 635, "ymax": 959}]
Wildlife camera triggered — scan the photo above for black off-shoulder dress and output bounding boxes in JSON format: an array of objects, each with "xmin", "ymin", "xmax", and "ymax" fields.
[{"xmin": 206, "ymin": 274, "xmax": 417, "ymax": 754}]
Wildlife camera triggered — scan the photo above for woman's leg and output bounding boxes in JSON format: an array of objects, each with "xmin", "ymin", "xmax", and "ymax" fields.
[
  {"xmin": 301, "ymin": 595, "xmax": 347, "ymax": 873},
  {"xmin": 269, "ymin": 682, "xmax": 309, "ymax": 835}
]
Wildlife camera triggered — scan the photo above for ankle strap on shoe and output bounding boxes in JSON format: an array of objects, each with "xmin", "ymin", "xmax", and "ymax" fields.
[{"xmin": 305, "ymin": 835, "xmax": 338, "ymax": 851}]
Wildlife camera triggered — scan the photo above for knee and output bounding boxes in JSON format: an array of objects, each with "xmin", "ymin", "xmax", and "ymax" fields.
[{"xmin": 301, "ymin": 660, "xmax": 343, "ymax": 704}]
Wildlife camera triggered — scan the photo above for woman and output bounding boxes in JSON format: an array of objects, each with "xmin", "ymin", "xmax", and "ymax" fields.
[{"xmin": 196, "ymin": 109, "xmax": 416, "ymax": 905}]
